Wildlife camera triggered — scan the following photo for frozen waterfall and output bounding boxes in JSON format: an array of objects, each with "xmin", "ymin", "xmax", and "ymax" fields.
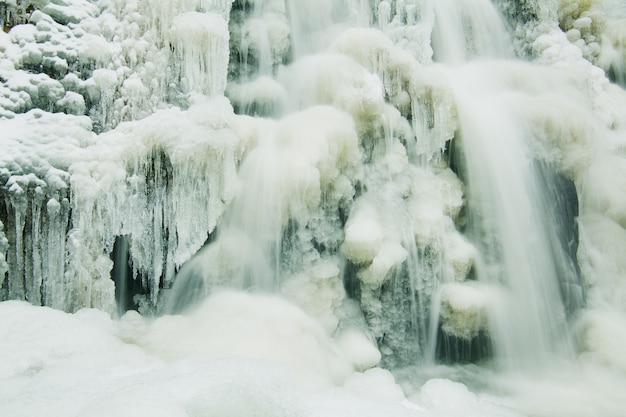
[{"xmin": 2, "ymin": 0, "xmax": 626, "ymax": 416}]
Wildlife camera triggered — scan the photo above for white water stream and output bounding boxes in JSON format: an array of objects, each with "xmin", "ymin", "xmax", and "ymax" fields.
[{"xmin": 450, "ymin": 63, "xmax": 573, "ymax": 369}]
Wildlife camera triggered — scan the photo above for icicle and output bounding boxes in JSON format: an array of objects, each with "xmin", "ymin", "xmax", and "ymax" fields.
[
  {"xmin": 0, "ymin": 220, "xmax": 8, "ymax": 293},
  {"xmin": 6, "ymin": 180, "xmax": 27, "ymax": 301},
  {"xmin": 43, "ymin": 197, "xmax": 71, "ymax": 310},
  {"xmin": 169, "ymin": 12, "xmax": 230, "ymax": 97}
]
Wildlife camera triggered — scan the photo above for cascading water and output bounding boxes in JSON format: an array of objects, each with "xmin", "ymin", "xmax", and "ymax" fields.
[
  {"xmin": 2, "ymin": 0, "xmax": 626, "ymax": 416},
  {"xmin": 448, "ymin": 64, "xmax": 574, "ymax": 368},
  {"xmin": 167, "ymin": 104, "xmax": 363, "ymax": 313},
  {"xmin": 425, "ymin": 1, "xmax": 589, "ymax": 370},
  {"xmin": 285, "ymin": 0, "xmax": 371, "ymax": 58},
  {"xmin": 432, "ymin": 0, "xmax": 512, "ymax": 64},
  {"xmin": 167, "ymin": 0, "xmax": 581, "ymax": 372}
]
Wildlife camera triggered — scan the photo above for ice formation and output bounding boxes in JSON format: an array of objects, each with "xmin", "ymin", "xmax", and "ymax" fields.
[{"xmin": 2, "ymin": 0, "xmax": 626, "ymax": 416}]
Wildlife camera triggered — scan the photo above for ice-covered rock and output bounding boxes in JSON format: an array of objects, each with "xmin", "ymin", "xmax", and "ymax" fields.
[
  {"xmin": 438, "ymin": 282, "xmax": 491, "ymax": 340},
  {"xmin": 70, "ymin": 96, "xmax": 245, "ymax": 309},
  {"xmin": 0, "ymin": 110, "xmax": 93, "ymax": 309}
]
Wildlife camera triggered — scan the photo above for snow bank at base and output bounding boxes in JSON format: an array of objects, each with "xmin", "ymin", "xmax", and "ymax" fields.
[
  {"xmin": 415, "ymin": 378, "xmax": 524, "ymax": 417},
  {"xmin": 0, "ymin": 298, "xmax": 535, "ymax": 417},
  {"xmin": 128, "ymin": 291, "xmax": 355, "ymax": 386}
]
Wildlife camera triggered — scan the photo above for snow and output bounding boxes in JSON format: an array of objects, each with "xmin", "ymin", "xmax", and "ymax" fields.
[
  {"xmin": 344, "ymin": 368, "xmax": 405, "ymax": 402},
  {"xmin": 336, "ymin": 330, "xmax": 382, "ymax": 372},
  {"xmin": 133, "ymin": 291, "xmax": 354, "ymax": 386},
  {"xmin": 0, "ymin": 297, "xmax": 533, "ymax": 417},
  {"xmin": 416, "ymin": 378, "xmax": 523, "ymax": 417},
  {"xmin": 0, "ymin": 110, "xmax": 93, "ymax": 308}
]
